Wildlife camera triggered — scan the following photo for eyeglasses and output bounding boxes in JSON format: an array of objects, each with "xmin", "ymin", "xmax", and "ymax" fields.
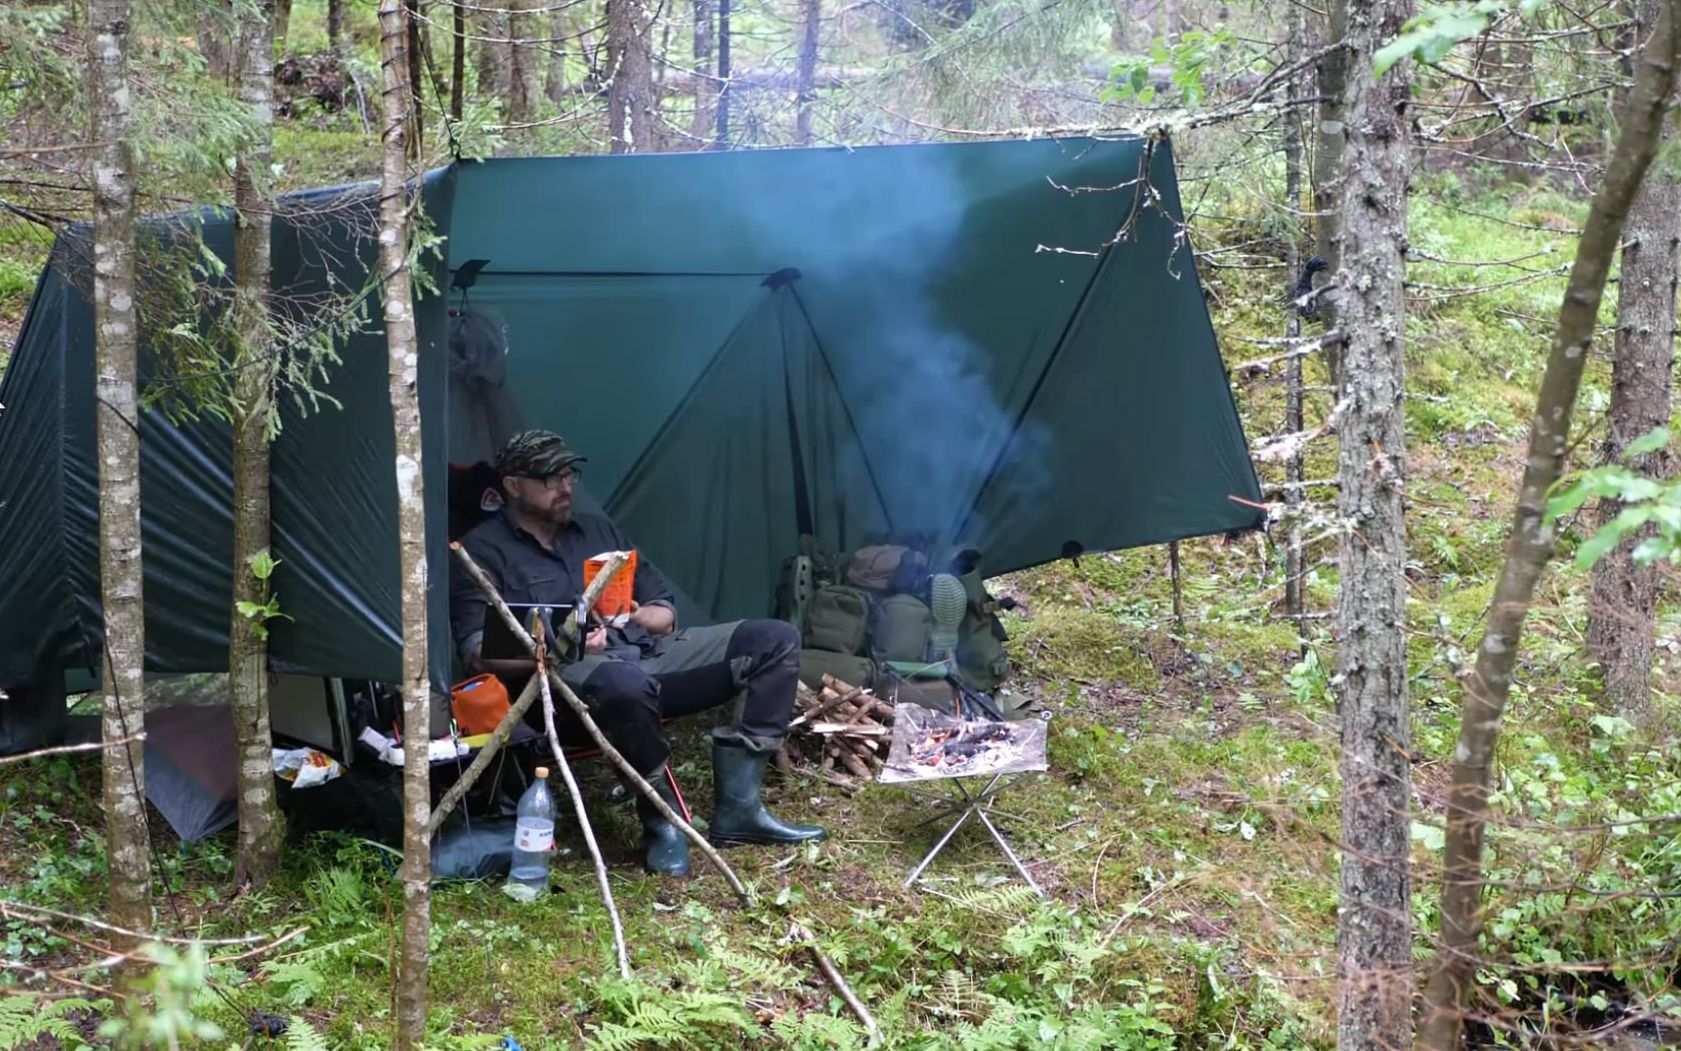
[{"xmin": 521, "ymin": 467, "xmax": 581, "ymax": 490}]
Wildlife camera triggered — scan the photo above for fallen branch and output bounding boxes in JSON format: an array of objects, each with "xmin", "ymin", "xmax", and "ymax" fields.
[
  {"xmin": 0, "ymin": 732, "xmax": 146, "ymax": 766},
  {"xmin": 535, "ymin": 620, "xmax": 631, "ymax": 979},
  {"xmin": 789, "ymin": 921, "xmax": 879, "ymax": 1044},
  {"xmin": 451, "ymin": 544, "xmax": 754, "ymax": 906}
]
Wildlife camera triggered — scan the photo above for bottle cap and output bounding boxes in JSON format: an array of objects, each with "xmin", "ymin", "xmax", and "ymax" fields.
[{"xmin": 535, "ymin": 766, "xmax": 549, "ymax": 778}]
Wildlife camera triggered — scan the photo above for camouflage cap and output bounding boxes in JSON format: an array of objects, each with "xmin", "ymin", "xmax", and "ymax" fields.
[{"xmin": 494, "ymin": 429, "xmax": 587, "ymax": 479}]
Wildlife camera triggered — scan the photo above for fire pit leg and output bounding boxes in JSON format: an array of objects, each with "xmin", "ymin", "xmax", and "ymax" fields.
[
  {"xmin": 904, "ymin": 806, "xmax": 976, "ymax": 888},
  {"xmin": 974, "ymin": 802, "xmax": 1046, "ymax": 899}
]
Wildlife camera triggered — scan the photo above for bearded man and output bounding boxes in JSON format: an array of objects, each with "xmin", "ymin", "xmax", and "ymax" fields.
[{"xmin": 449, "ymin": 430, "xmax": 826, "ymax": 876}]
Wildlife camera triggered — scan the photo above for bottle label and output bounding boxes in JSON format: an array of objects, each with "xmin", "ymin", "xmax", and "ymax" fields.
[{"xmin": 515, "ymin": 820, "xmax": 554, "ymax": 853}]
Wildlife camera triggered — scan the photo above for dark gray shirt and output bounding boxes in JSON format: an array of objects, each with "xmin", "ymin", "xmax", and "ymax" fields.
[{"xmin": 449, "ymin": 509, "xmax": 677, "ymax": 668}]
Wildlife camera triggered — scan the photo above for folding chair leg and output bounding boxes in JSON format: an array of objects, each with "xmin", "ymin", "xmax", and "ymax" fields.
[{"xmin": 664, "ymin": 766, "xmax": 693, "ymax": 824}]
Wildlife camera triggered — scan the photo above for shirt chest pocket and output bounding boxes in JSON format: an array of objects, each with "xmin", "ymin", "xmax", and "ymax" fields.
[{"xmin": 506, "ymin": 567, "xmax": 574, "ymax": 605}]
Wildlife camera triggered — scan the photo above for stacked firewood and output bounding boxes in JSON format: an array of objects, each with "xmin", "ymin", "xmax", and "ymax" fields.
[{"xmin": 776, "ymin": 674, "xmax": 895, "ymax": 788}]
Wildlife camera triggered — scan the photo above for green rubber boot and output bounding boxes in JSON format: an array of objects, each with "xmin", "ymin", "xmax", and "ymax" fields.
[
  {"xmin": 710, "ymin": 740, "xmax": 827, "ymax": 846},
  {"xmin": 637, "ymin": 773, "xmax": 691, "ymax": 876}
]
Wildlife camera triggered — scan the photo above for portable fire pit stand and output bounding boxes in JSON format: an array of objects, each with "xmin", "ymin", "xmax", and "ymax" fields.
[{"xmin": 880, "ymin": 705, "xmax": 1050, "ymax": 897}]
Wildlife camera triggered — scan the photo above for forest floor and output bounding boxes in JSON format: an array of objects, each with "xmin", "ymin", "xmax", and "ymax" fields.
[{"xmin": 3, "ymin": 68, "xmax": 1681, "ymax": 1051}]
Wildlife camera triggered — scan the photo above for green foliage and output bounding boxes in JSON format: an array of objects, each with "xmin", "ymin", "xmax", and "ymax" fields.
[
  {"xmin": 98, "ymin": 943, "xmax": 224, "ymax": 1049},
  {"xmin": 282, "ymin": 1017, "xmax": 332, "ymax": 1051},
  {"xmin": 236, "ymin": 549, "xmax": 294, "ymax": 639},
  {"xmin": 1546, "ymin": 427, "xmax": 1680, "ymax": 568},
  {"xmin": 1374, "ymin": 0, "xmax": 1549, "ymax": 77},
  {"xmin": 1104, "ymin": 27, "xmax": 1241, "ymax": 108},
  {"xmin": 0, "ymin": 995, "xmax": 106, "ymax": 1050}
]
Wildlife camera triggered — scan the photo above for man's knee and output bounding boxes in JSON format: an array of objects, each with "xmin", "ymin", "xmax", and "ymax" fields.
[
  {"xmin": 728, "ymin": 618, "xmax": 800, "ymax": 664},
  {"xmin": 582, "ymin": 661, "xmax": 661, "ymax": 711}
]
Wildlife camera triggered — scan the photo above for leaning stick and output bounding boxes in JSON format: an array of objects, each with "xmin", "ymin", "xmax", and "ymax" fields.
[
  {"xmin": 534, "ymin": 620, "xmax": 631, "ymax": 979},
  {"xmin": 427, "ymin": 542, "xmax": 628, "ymax": 835},
  {"xmin": 789, "ymin": 922, "xmax": 879, "ymax": 1044},
  {"xmin": 426, "ymin": 674, "xmax": 541, "ymax": 836},
  {"xmin": 451, "ymin": 543, "xmax": 755, "ymax": 906}
]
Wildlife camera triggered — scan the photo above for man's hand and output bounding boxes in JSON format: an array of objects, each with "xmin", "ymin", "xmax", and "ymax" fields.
[
  {"xmin": 626, "ymin": 601, "xmax": 676, "ymax": 636},
  {"xmin": 584, "ymin": 626, "xmax": 609, "ymax": 653}
]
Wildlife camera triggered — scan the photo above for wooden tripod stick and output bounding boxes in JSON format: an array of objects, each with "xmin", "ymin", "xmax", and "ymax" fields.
[
  {"xmin": 450, "ymin": 543, "xmax": 754, "ymax": 906},
  {"xmin": 534, "ymin": 620, "xmax": 631, "ymax": 978},
  {"xmin": 426, "ymin": 542, "xmax": 628, "ymax": 836}
]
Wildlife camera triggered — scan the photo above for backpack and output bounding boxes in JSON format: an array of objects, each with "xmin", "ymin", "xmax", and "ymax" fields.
[
  {"xmin": 950, "ymin": 552, "xmax": 1012, "ymax": 694},
  {"xmin": 870, "ymin": 593, "xmax": 934, "ymax": 663},
  {"xmin": 804, "ymin": 584, "xmax": 872, "ymax": 655}
]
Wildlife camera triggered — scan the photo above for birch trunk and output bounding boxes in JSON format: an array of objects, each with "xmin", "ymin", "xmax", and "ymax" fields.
[
  {"xmin": 89, "ymin": 0, "xmax": 152, "ymax": 944},
  {"xmin": 378, "ymin": 0, "xmax": 432, "ymax": 1044},
  {"xmin": 230, "ymin": 0, "xmax": 285, "ymax": 890},
  {"xmin": 794, "ymin": 0, "xmax": 820, "ymax": 145},
  {"xmin": 1415, "ymin": 3, "xmax": 1681, "ymax": 1047},
  {"xmin": 1330, "ymin": 0, "xmax": 1414, "ymax": 1048},
  {"xmin": 1586, "ymin": 0, "xmax": 1681, "ymax": 722},
  {"xmin": 1312, "ymin": 0, "xmax": 1349, "ymax": 390},
  {"xmin": 607, "ymin": 0, "xmax": 658, "ymax": 152}
]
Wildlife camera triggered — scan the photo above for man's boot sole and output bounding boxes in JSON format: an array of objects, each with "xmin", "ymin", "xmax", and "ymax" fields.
[{"xmin": 709, "ymin": 831, "xmax": 828, "ymax": 847}]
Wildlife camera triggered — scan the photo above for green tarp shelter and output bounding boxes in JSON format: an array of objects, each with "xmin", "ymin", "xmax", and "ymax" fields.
[{"xmin": 0, "ymin": 135, "xmax": 1261, "ymax": 732}]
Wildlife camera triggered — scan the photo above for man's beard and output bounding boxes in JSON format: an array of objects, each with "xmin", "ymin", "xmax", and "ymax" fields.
[{"xmin": 513, "ymin": 493, "xmax": 571, "ymax": 527}]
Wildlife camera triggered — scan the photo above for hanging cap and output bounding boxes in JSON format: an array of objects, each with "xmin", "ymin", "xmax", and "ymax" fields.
[
  {"xmin": 494, "ymin": 430, "xmax": 586, "ymax": 480},
  {"xmin": 534, "ymin": 766, "xmax": 550, "ymax": 778}
]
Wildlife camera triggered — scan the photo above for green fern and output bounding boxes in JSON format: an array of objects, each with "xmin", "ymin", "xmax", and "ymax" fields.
[
  {"xmin": 0, "ymin": 995, "xmax": 107, "ymax": 1051},
  {"xmin": 768, "ymin": 1009, "xmax": 865, "ymax": 1050},
  {"xmin": 283, "ymin": 1017, "xmax": 331, "ymax": 1051}
]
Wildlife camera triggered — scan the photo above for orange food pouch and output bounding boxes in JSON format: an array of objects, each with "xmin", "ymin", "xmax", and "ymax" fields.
[
  {"xmin": 450, "ymin": 673, "xmax": 511, "ymax": 736},
  {"xmin": 583, "ymin": 549, "xmax": 637, "ymax": 617}
]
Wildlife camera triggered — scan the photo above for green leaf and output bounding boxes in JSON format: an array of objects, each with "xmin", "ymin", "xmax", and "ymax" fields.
[
  {"xmin": 1625, "ymin": 425, "xmax": 1670, "ymax": 457},
  {"xmin": 1410, "ymin": 821, "xmax": 1445, "ymax": 851},
  {"xmin": 248, "ymin": 549, "xmax": 280, "ymax": 580}
]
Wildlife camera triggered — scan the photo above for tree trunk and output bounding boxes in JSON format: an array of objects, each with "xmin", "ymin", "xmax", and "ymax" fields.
[
  {"xmin": 1331, "ymin": 0, "xmax": 1415, "ymax": 1048},
  {"xmin": 328, "ymin": 0, "xmax": 342, "ymax": 52},
  {"xmin": 230, "ymin": 0, "xmax": 285, "ymax": 891},
  {"xmin": 508, "ymin": 0, "xmax": 541, "ymax": 123},
  {"xmin": 475, "ymin": 4, "xmax": 508, "ymax": 106},
  {"xmin": 274, "ymin": 0, "xmax": 293, "ymax": 54},
  {"xmin": 1283, "ymin": 2, "xmax": 1307, "ymax": 636},
  {"xmin": 1312, "ymin": 0, "xmax": 1349, "ymax": 390},
  {"xmin": 795, "ymin": 0, "xmax": 820, "ymax": 145},
  {"xmin": 607, "ymin": 0, "xmax": 657, "ymax": 152},
  {"xmin": 1415, "ymin": 4, "xmax": 1681, "ymax": 1048},
  {"xmin": 1585, "ymin": 1, "xmax": 1681, "ymax": 723},
  {"xmin": 88, "ymin": 0, "xmax": 152, "ymax": 945},
  {"xmin": 406, "ymin": 0, "xmax": 425, "ymax": 159},
  {"xmin": 715, "ymin": 0, "xmax": 731, "ymax": 147},
  {"xmin": 450, "ymin": 0, "xmax": 464, "ymax": 119},
  {"xmin": 198, "ymin": 0, "xmax": 235, "ymax": 81},
  {"xmin": 690, "ymin": 0, "xmax": 715, "ymax": 141},
  {"xmin": 545, "ymin": 2, "xmax": 570, "ymax": 103},
  {"xmin": 378, "ymin": 0, "xmax": 432, "ymax": 1045}
]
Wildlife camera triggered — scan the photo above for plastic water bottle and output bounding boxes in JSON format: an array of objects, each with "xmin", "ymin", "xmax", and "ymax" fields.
[{"xmin": 503, "ymin": 767, "xmax": 554, "ymax": 902}]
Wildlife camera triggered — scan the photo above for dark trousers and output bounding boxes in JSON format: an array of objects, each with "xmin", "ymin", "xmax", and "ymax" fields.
[{"xmin": 531, "ymin": 619, "xmax": 800, "ymax": 776}]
